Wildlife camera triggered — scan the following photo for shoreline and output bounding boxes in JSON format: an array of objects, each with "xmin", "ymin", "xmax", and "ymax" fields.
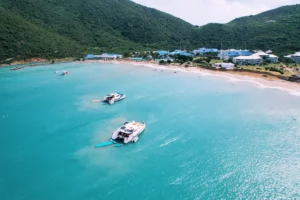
[
  {"xmin": 85, "ymin": 59, "xmax": 300, "ymax": 96},
  {"xmin": 3, "ymin": 58, "xmax": 300, "ymax": 96}
]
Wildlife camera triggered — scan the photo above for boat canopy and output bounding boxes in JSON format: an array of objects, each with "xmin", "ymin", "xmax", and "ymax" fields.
[{"xmin": 120, "ymin": 126, "xmax": 134, "ymax": 134}]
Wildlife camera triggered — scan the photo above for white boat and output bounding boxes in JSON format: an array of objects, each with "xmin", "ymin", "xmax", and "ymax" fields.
[
  {"xmin": 112, "ymin": 121, "xmax": 146, "ymax": 144},
  {"xmin": 55, "ymin": 71, "xmax": 70, "ymax": 76},
  {"xmin": 103, "ymin": 93, "xmax": 126, "ymax": 104}
]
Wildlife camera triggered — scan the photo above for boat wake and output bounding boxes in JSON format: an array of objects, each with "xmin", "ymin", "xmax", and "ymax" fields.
[{"xmin": 160, "ymin": 136, "xmax": 181, "ymax": 147}]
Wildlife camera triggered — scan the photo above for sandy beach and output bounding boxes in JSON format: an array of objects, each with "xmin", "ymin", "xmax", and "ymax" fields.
[{"xmin": 84, "ymin": 59, "xmax": 300, "ymax": 97}]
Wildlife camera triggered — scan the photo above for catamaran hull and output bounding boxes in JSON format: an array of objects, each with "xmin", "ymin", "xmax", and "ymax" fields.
[
  {"xmin": 112, "ymin": 123, "xmax": 146, "ymax": 144},
  {"xmin": 103, "ymin": 94, "xmax": 126, "ymax": 105}
]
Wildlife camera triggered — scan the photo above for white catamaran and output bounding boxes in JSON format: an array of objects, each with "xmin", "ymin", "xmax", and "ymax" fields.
[
  {"xmin": 112, "ymin": 121, "xmax": 146, "ymax": 143},
  {"xmin": 103, "ymin": 93, "xmax": 126, "ymax": 104}
]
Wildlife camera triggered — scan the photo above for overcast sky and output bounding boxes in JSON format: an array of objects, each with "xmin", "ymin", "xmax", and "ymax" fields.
[{"xmin": 132, "ymin": 0, "xmax": 300, "ymax": 25}]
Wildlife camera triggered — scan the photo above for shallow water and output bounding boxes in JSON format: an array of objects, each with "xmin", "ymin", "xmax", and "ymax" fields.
[{"xmin": 1, "ymin": 62, "xmax": 300, "ymax": 199}]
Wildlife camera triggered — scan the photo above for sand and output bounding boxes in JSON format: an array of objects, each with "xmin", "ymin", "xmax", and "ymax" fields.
[{"xmin": 84, "ymin": 59, "xmax": 300, "ymax": 97}]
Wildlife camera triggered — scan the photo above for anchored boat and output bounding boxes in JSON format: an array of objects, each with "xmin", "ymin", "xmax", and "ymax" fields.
[
  {"xmin": 103, "ymin": 93, "xmax": 126, "ymax": 104},
  {"xmin": 55, "ymin": 71, "xmax": 70, "ymax": 76},
  {"xmin": 112, "ymin": 121, "xmax": 146, "ymax": 144}
]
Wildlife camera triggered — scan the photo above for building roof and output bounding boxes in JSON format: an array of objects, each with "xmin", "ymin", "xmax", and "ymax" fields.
[
  {"xmin": 234, "ymin": 55, "xmax": 263, "ymax": 60},
  {"xmin": 213, "ymin": 63, "xmax": 235, "ymax": 68},
  {"xmin": 292, "ymin": 52, "xmax": 300, "ymax": 57},
  {"xmin": 269, "ymin": 54, "xmax": 278, "ymax": 58},
  {"xmin": 266, "ymin": 50, "xmax": 273, "ymax": 54},
  {"xmin": 179, "ymin": 52, "xmax": 193, "ymax": 57},
  {"xmin": 253, "ymin": 51, "xmax": 269, "ymax": 57},
  {"xmin": 156, "ymin": 50, "xmax": 170, "ymax": 55},
  {"xmin": 219, "ymin": 49, "xmax": 252, "ymax": 57},
  {"xmin": 193, "ymin": 48, "xmax": 219, "ymax": 54},
  {"xmin": 86, "ymin": 54, "xmax": 95, "ymax": 59}
]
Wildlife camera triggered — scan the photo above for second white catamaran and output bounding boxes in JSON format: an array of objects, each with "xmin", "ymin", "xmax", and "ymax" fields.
[{"xmin": 112, "ymin": 121, "xmax": 146, "ymax": 144}]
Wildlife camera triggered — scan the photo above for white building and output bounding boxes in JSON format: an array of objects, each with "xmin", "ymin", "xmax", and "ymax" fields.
[
  {"xmin": 268, "ymin": 54, "xmax": 279, "ymax": 63},
  {"xmin": 233, "ymin": 55, "xmax": 263, "ymax": 65},
  {"xmin": 212, "ymin": 63, "xmax": 235, "ymax": 70},
  {"xmin": 218, "ymin": 49, "xmax": 252, "ymax": 60},
  {"xmin": 252, "ymin": 51, "xmax": 278, "ymax": 63},
  {"xmin": 233, "ymin": 51, "xmax": 278, "ymax": 65},
  {"xmin": 288, "ymin": 52, "xmax": 300, "ymax": 63}
]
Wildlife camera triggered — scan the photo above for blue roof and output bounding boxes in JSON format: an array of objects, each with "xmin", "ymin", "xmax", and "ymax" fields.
[
  {"xmin": 131, "ymin": 57, "xmax": 145, "ymax": 61},
  {"xmin": 179, "ymin": 52, "xmax": 193, "ymax": 57},
  {"xmin": 157, "ymin": 50, "xmax": 170, "ymax": 55},
  {"xmin": 193, "ymin": 48, "xmax": 219, "ymax": 55},
  {"xmin": 86, "ymin": 54, "xmax": 95, "ymax": 59},
  {"xmin": 219, "ymin": 50, "xmax": 252, "ymax": 57}
]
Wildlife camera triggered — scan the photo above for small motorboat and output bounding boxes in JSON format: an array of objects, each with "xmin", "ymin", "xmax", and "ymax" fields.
[
  {"xmin": 112, "ymin": 121, "xmax": 146, "ymax": 144},
  {"xmin": 55, "ymin": 71, "xmax": 70, "ymax": 76},
  {"xmin": 103, "ymin": 93, "xmax": 126, "ymax": 104},
  {"xmin": 10, "ymin": 66, "xmax": 24, "ymax": 70}
]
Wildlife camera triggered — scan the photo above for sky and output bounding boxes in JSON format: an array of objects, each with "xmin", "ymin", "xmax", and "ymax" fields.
[{"xmin": 132, "ymin": 0, "xmax": 300, "ymax": 25}]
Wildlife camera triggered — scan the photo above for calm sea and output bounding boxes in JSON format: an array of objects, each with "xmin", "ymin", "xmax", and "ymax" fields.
[{"xmin": 1, "ymin": 62, "xmax": 300, "ymax": 199}]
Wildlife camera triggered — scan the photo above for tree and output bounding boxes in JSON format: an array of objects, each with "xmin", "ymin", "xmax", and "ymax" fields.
[
  {"xmin": 123, "ymin": 52, "xmax": 130, "ymax": 58},
  {"xmin": 159, "ymin": 60, "xmax": 166, "ymax": 65},
  {"xmin": 205, "ymin": 57, "xmax": 212, "ymax": 64}
]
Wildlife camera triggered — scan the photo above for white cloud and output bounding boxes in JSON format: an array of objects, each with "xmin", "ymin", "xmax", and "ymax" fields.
[{"xmin": 132, "ymin": 0, "xmax": 300, "ymax": 25}]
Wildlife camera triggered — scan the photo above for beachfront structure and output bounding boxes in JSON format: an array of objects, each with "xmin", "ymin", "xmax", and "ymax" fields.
[
  {"xmin": 156, "ymin": 50, "xmax": 170, "ymax": 56},
  {"xmin": 218, "ymin": 49, "xmax": 252, "ymax": 60},
  {"xmin": 169, "ymin": 49, "xmax": 184, "ymax": 55},
  {"xmin": 285, "ymin": 52, "xmax": 300, "ymax": 63},
  {"xmin": 169, "ymin": 50, "xmax": 194, "ymax": 57},
  {"xmin": 266, "ymin": 50, "xmax": 273, "ymax": 54},
  {"xmin": 131, "ymin": 57, "xmax": 145, "ymax": 61},
  {"xmin": 193, "ymin": 48, "xmax": 219, "ymax": 55},
  {"xmin": 252, "ymin": 51, "xmax": 278, "ymax": 63},
  {"xmin": 86, "ymin": 53, "xmax": 122, "ymax": 60},
  {"xmin": 233, "ymin": 51, "xmax": 278, "ymax": 65},
  {"xmin": 268, "ymin": 54, "xmax": 279, "ymax": 63},
  {"xmin": 233, "ymin": 55, "xmax": 263, "ymax": 65},
  {"xmin": 212, "ymin": 63, "xmax": 235, "ymax": 70},
  {"xmin": 156, "ymin": 58, "xmax": 174, "ymax": 62}
]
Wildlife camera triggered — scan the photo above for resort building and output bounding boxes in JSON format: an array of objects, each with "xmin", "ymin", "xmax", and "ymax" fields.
[
  {"xmin": 252, "ymin": 51, "xmax": 278, "ymax": 63},
  {"xmin": 131, "ymin": 57, "xmax": 145, "ymax": 61},
  {"xmin": 268, "ymin": 54, "xmax": 279, "ymax": 63},
  {"xmin": 156, "ymin": 50, "xmax": 170, "ymax": 56},
  {"xmin": 193, "ymin": 48, "xmax": 219, "ymax": 55},
  {"xmin": 212, "ymin": 63, "xmax": 235, "ymax": 70},
  {"xmin": 85, "ymin": 53, "xmax": 122, "ymax": 60},
  {"xmin": 233, "ymin": 51, "xmax": 278, "ymax": 65},
  {"xmin": 218, "ymin": 49, "xmax": 252, "ymax": 60},
  {"xmin": 286, "ymin": 52, "xmax": 300, "ymax": 63},
  {"xmin": 233, "ymin": 55, "xmax": 263, "ymax": 65},
  {"xmin": 169, "ymin": 50, "xmax": 193, "ymax": 57}
]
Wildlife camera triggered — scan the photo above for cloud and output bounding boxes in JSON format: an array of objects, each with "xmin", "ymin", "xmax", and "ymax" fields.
[{"xmin": 132, "ymin": 0, "xmax": 300, "ymax": 25}]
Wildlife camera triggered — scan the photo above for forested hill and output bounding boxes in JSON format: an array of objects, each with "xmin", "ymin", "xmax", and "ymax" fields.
[
  {"xmin": 0, "ymin": 0, "xmax": 196, "ymax": 62},
  {"xmin": 1, "ymin": 0, "xmax": 300, "ymax": 62},
  {"xmin": 194, "ymin": 4, "xmax": 300, "ymax": 55}
]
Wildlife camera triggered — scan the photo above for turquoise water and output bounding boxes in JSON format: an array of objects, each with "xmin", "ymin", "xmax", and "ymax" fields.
[{"xmin": 1, "ymin": 62, "xmax": 300, "ymax": 199}]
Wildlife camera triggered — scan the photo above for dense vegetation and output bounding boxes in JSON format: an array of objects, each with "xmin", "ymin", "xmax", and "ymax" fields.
[
  {"xmin": 0, "ymin": 0, "xmax": 300, "ymax": 62},
  {"xmin": 193, "ymin": 4, "xmax": 300, "ymax": 56}
]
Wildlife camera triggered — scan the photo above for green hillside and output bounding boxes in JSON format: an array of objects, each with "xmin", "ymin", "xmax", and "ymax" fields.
[
  {"xmin": 0, "ymin": 0, "xmax": 196, "ymax": 62},
  {"xmin": 0, "ymin": 0, "xmax": 300, "ymax": 62},
  {"xmin": 194, "ymin": 4, "xmax": 300, "ymax": 55}
]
